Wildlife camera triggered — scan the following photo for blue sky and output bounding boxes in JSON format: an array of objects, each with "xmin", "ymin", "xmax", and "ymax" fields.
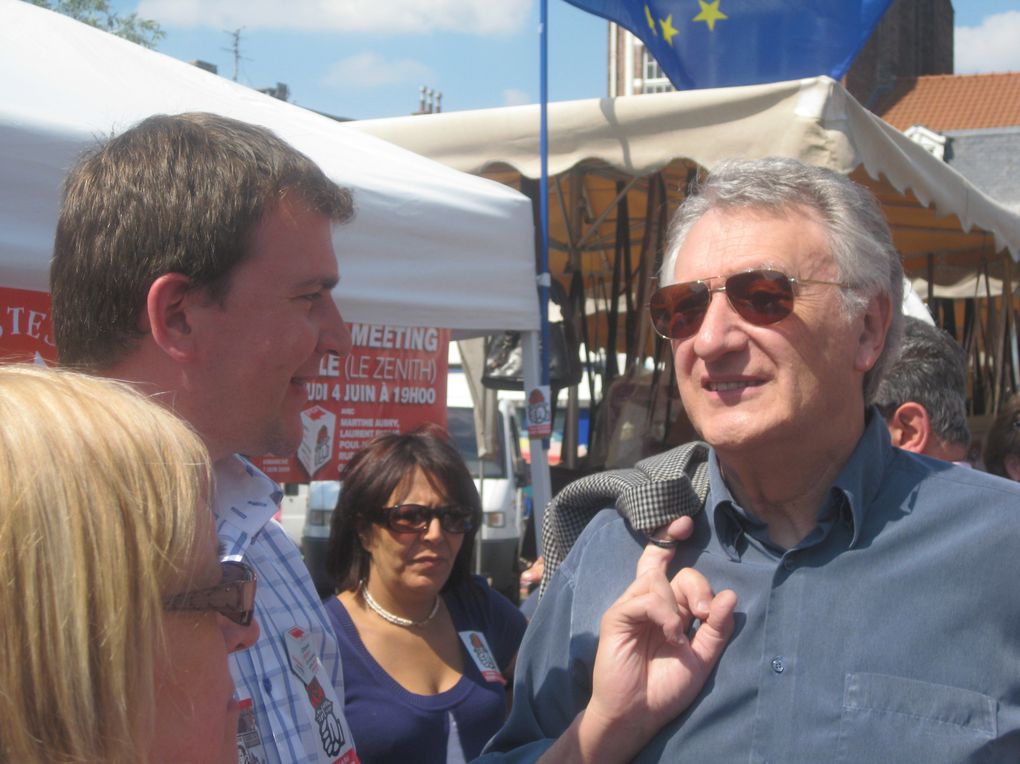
[{"xmin": 112, "ymin": 0, "xmax": 1020, "ymax": 120}]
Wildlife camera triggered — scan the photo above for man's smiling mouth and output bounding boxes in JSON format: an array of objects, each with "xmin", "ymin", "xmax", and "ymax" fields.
[{"xmin": 705, "ymin": 380, "xmax": 765, "ymax": 392}]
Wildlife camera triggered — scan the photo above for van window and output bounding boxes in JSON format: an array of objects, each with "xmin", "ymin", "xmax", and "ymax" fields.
[{"xmin": 447, "ymin": 407, "xmax": 508, "ymax": 479}]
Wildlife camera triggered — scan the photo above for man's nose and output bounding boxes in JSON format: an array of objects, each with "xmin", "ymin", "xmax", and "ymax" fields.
[
  {"xmin": 690, "ymin": 289, "xmax": 747, "ymax": 360},
  {"xmin": 319, "ymin": 294, "xmax": 353, "ymax": 357}
]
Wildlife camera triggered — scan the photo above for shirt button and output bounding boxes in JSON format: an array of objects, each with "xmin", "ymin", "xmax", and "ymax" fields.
[
  {"xmin": 783, "ymin": 557, "xmax": 796, "ymax": 571},
  {"xmin": 770, "ymin": 657, "xmax": 785, "ymax": 674}
]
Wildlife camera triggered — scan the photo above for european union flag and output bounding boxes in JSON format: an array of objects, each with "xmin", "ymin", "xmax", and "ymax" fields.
[{"xmin": 563, "ymin": 0, "xmax": 894, "ymax": 90}]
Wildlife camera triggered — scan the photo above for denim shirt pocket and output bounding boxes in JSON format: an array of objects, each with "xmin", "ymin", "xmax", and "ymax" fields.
[{"xmin": 837, "ymin": 672, "xmax": 996, "ymax": 762}]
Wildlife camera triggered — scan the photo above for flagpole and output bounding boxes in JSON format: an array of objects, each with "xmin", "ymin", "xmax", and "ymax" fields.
[
  {"xmin": 527, "ymin": 0, "xmax": 553, "ymax": 560},
  {"xmin": 539, "ymin": 0, "xmax": 551, "ymax": 391}
]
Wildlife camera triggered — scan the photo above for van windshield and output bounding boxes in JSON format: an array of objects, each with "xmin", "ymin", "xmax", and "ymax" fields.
[{"xmin": 447, "ymin": 407, "xmax": 507, "ymax": 480}]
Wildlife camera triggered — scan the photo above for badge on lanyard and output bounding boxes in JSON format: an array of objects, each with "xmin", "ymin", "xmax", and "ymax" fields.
[
  {"xmin": 284, "ymin": 626, "xmax": 360, "ymax": 763},
  {"xmin": 235, "ymin": 698, "xmax": 267, "ymax": 764},
  {"xmin": 458, "ymin": 630, "xmax": 505, "ymax": 685}
]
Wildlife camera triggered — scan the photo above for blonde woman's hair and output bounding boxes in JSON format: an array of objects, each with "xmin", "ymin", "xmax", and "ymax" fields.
[{"xmin": 0, "ymin": 364, "xmax": 212, "ymax": 763}]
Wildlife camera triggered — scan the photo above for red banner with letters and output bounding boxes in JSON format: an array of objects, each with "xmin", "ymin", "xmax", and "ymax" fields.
[
  {"xmin": 0, "ymin": 287, "xmax": 57, "ymax": 363},
  {"xmin": 253, "ymin": 323, "xmax": 449, "ymax": 483},
  {"xmin": 0, "ymin": 296, "xmax": 446, "ymax": 483}
]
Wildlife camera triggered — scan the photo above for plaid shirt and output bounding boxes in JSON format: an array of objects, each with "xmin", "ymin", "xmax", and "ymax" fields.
[{"xmin": 214, "ymin": 455, "xmax": 349, "ymax": 764}]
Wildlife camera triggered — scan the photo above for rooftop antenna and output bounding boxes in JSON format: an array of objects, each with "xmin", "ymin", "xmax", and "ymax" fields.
[
  {"xmin": 416, "ymin": 84, "xmax": 444, "ymax": 115},
  {"xmin": 223, "ymin": 27, "xmax": 249, "ymax": 82}
]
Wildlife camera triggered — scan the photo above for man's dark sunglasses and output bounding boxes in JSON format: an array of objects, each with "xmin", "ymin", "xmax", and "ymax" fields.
[
  {"xmin": 378, "ymin": 504, "xmax": 475, "ymax": 534},
  {"xmin": 648, "ymin": 268, "xmax": 847, "ymax": 341},
  {"xmin": 164, "ymin": 560, "xmax": 257, "ymax": 626}
]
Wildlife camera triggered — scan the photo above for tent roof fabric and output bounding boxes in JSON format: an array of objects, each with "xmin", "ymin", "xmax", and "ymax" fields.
[
  {"xmin": 348, "ymin": 76, "xmax": 1020, "ymax": 264},
  {"xmin": 0, "ymin": 2, "xmax": 539, "ymax": 335}
]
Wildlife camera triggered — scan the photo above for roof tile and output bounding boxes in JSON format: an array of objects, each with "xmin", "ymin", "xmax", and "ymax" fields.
[{"xmin": 871, "ymin": 73, "xmax": 1020, "ymax": 131}]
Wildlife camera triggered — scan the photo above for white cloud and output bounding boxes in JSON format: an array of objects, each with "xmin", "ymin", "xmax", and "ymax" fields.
[
  {"xmin": 501, "ymin": 88, "xmax": 532, "ymax": 107},
  {"xmin": 138, "ymin": 0, "xmax": 532, "ymax": 35},
  {"xmin": 321, "ymin": 53, "xmax": 434, "ymax": 89},
  {"xmin": 955, "ymin": 11, "xmax": 1020, "ymax": 73}
]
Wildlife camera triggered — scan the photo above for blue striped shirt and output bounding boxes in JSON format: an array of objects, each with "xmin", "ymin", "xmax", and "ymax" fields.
[{"xmin": 215, "ymin": 455, "xmax": 350, "ymax": 764}]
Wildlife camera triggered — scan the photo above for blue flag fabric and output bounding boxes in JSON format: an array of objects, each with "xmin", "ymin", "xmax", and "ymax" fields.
[{"xmin": 564, "ymin": 0, "xmax": 894, "ymax": 90}]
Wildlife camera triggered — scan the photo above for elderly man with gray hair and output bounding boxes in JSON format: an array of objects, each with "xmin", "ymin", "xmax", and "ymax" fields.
[{"xmin": 478, "ymin": 157, "xmax": 1020, "ymax": 763}]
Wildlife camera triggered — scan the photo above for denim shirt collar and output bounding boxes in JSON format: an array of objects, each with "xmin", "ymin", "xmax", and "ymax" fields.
[{"xmin": 706, "ymin": 407, "xmax": 893, "ymax": 559}]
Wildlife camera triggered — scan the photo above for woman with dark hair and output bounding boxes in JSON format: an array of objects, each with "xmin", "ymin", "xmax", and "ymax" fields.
[{"xmin": 324, "ymin": 424, "xmax": 527, "ymax": 763}]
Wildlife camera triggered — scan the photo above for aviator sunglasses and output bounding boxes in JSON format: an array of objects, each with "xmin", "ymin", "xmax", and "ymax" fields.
[
  {"xmin": 163, "ymin": 559, "xmax": 258, "ymax": 626},
  {"xmin": 648, "ymin": 268, "xmax": 847, "ymax": 340},
  {"xmin": 378, "ymin": 504, "xmax": 476, "ymax": 534}
]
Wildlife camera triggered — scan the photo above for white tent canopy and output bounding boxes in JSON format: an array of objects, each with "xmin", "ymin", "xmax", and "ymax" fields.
[
  {"xmin": 1, "ymin": 2, "xmax": 554, "ymax": 544},
  {"xmin": 0, "ymin": 1, "xmax": 539, "ymax": 336},
  {"xmin": 347, "ymin": 76, "xmax": 1020, "ymax": 281}
]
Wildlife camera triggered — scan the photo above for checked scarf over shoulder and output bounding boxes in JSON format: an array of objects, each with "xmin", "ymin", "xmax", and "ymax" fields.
[{"xmin": 538, "ymin": 441, "xmax": 711, "ymax": 597}]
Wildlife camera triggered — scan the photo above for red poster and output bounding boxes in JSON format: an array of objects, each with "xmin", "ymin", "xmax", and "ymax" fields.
[
  {"xmin": 0, "ymin": 287, "xmax": 57, "ymax": 363},
  {"xmin": 254, "ymin": 323, "xmax": 449, "ymax": 483}
]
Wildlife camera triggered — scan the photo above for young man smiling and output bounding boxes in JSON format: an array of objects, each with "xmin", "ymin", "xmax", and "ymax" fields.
[{"xmin": 51, "ymin": 113, "xmax": 358, "ymax": 763}]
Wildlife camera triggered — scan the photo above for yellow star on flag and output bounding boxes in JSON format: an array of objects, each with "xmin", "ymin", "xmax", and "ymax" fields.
[
  {"xmin": 645, "ymin": 4, "xmax": 657, "ymax": 35},
  {"xmin": 692, "ymin": 0, "xmax": 727, "ymax": 32},
  {"xmin": 659, "ymin": 14, "xmax": 679, "ymax": 45}
]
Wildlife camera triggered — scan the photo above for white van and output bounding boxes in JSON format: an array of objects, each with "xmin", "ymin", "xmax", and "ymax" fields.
[
  {"xmin": 445, "ymin": 345, "xmax": 593, "ymax": 601},
  {"xmin": 446, "ymin": 395, "xmax": 529, "ymax": 601}
]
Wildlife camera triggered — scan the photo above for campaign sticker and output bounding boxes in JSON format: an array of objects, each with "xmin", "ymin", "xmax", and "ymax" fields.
[
  {"xmin": 236, "ymin": 698, "xmax": 266, "ymax": 764},
  {"xmin": 459, "ymin": 630, "xmax": 505, "ymax": 685}
]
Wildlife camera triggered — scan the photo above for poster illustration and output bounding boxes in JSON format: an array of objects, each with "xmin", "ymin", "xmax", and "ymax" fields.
[{"xmin": 254, "ymin": 323, "xmax": 450, "ymax": 482}]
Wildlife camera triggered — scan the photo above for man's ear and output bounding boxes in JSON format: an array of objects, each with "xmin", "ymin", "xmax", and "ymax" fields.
[
  {"xmin": 887, "ymin": 402, "xmax": 931, "ymax": 454},
  {"xmin": 855, "ymin": 292, "xmax": 892, "ymax": 374},
  {"xmin": 1004, "ymin": 453, "xmax": 1020, "ymax": 483},
  {"xmin": 145, "ymin": 273, "xmax": 197, "ymax": 362}
]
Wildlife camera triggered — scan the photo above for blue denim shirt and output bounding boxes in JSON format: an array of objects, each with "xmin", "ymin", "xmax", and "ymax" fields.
[{"xmin": 479, "ymin": 413, "xmax": 1020, "ymax": 762}]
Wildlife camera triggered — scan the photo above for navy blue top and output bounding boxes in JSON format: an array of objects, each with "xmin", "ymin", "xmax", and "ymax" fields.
[
  {"xmin": 480, "ymin": 412, "xmax": 1020, "ymax": 762},
  {"xmin": 326, "ymin": 575, "xmax": 526, "ymax": 763}
]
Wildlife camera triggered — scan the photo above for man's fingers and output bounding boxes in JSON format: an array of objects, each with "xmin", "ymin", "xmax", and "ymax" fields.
[
  {"xmin": 689, "ymin": 589, "xmax": 737, "ymax": 667},
  {"xmin": 602, "ymin": 586, "xmax": 687, "ymax": 645},
  {"xmin": 662, "ymin": 515, "xmax": 695, "ymax": 542},
  {"xmin": 635, "ymin": 516, "xmax": 695, "ymax": 579},
  {"xmin": 668, "ymin": 566, "xmax": 716, "ymax": 621}
]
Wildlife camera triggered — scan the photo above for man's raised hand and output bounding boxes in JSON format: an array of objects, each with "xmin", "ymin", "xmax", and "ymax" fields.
[{"xmin": 577, "ymin": 516, "xmax": 737, "ymax": 762}]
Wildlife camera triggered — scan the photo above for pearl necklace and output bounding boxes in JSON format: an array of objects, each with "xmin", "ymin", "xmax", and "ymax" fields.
[{"xmin": 360, "ymin": 585, "xmax": 440, "ymax": 628}]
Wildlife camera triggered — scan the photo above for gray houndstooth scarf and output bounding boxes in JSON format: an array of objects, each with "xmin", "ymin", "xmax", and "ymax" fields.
[{"xmin": 538, "ymin": 440, "xmax": 711, "ymax": 597}]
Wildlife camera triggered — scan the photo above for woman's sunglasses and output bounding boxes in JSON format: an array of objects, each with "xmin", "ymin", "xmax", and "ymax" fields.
[
  {"xmin": 378, "ymin": 504, "xmax": 475, "ymax": 535},
  {"xmin": 163, "ymin": 559, "xmax": 257, "ymax": 626},
  {"xmin": 648, "ymin": 268, "xmax": 847, "ymax": 340}
]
